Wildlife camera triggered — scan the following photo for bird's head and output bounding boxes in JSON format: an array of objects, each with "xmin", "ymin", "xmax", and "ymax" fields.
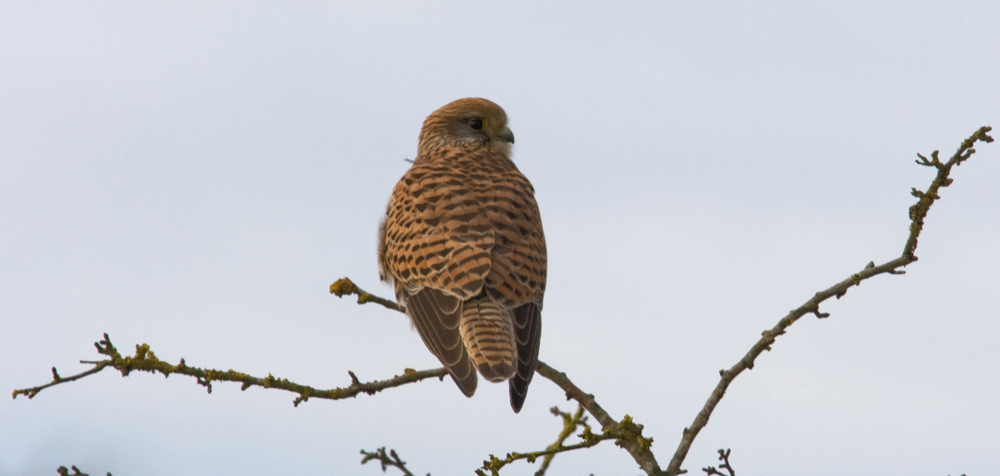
[{"xmin": 417, "ymin": 97, "xmax": 515, "ymax": 159}]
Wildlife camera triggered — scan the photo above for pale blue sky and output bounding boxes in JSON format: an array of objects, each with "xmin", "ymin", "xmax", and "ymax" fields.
[{"xmin": 2, "ymin": 2, "xmax": 998, "ymax": 475}]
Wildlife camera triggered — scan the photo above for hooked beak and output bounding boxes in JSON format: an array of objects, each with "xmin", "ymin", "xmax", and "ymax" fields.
[{"xmin": 498, "ymin": 126, "xmax": 515, "ymax": 144}]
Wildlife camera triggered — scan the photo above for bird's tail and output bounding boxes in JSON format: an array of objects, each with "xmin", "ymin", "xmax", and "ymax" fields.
[{"xmin": 460, "ymin": 297, "xmax": 517, "ymax": 382}]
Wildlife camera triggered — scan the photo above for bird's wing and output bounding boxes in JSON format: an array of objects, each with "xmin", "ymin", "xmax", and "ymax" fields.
[
  {"xmin": 508, "ymin": 301, "xmax": 542, "ymax": 413},
  {"xmin": 403, "ymin": 286, "xmax": 477, "ymax": 396}
]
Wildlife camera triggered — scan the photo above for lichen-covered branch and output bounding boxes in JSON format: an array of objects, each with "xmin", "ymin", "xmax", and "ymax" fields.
[
  {"xmin": 476, "ymin": 427, "xmax": 616, "ymax": 476},
  {"xmin": 904, "ymin": 126, "xmax": 993, "ymax": 259},
  {"xmin": 362, "ymin": 404, "xmax": 614, "ymax": 476},
  {"xmin": 12, "ymin": 333, "xmax": 447, "ymax": 406},
  {"xmin": 331, "ymin": 277, "xmax": 405, "ymax": 313},
  {"xmin": 535, "ymin": 405, "xmax": 589, "ymax": 476},
  {"xmin": 360, "ymin": 447, "xmax": 426, "ymax": 476},
  {"xmin": 472, "ymin": 404, "xmax": 612, "ymax": 476},
  {"xmin": 664, "ymin": 126, "xmax": 994, "ymax": 475},
  {"xmin": 536, "ymin": 361, "xmax": 662, "ymax": 475}
]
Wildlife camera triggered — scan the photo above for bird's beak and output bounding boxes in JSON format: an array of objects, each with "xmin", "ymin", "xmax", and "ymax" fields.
[{"xmin": 498, "ymin": 126, "xmax": 515, "ymax": 144}]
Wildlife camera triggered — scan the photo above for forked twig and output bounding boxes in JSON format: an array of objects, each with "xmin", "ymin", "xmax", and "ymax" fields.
[
  {"xmin": 701, "ymin": 448, "xmax": 735, "ymax": 476},
  {"xmin": 360, "ymin": 447, "xmax": 426, "ymax": 476}
]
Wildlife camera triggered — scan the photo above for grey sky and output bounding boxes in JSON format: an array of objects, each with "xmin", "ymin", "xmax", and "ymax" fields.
[{"xmin": 2, "ymin": 2, "xmax": 998, "ymax": 475}]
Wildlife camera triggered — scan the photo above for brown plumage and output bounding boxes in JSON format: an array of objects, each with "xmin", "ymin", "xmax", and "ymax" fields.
[{"xmin": 378, "ymin": 98, "xmax": 546, "ymax": 412}]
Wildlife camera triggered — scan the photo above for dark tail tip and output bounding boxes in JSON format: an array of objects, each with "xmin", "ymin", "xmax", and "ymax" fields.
[{"xmin": 508, "ymin": 378, "xmax": 529, "ymax": 413}]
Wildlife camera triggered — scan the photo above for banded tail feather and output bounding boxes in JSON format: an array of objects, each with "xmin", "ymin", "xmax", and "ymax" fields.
[{"xmin": 460, "ymin": 297, "xmax": 517, "ymax": 382}]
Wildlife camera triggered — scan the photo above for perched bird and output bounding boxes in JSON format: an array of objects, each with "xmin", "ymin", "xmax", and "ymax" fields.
[{"xmin": 378, "ymin": 98, "xmax": 547, "ymax": 413}]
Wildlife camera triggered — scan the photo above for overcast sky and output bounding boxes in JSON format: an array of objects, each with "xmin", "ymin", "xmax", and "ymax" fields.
[{"xmin": 2, "ymin": 2, "xmax": 998, "ymax": 475}]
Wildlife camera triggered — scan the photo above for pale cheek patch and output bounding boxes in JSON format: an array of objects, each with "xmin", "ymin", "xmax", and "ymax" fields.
[{"xmin": 491, "ymin": 141, "xmax": 513, "ymax": 160}]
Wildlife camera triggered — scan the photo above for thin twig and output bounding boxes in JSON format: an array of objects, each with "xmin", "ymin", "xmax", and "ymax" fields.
[
  {"xmin": 476, "ymin": 430, "xmax": 617, "ymax": 476},
  {"xmin": 664, "ymin": 126, "xmax": 994, "ymax": 475},
  {"xmin": 701, "ymin": 449, "xmax": 735, "ymax": 476},
  {"xmin": 535, "ymin": 405, "xmax": 588, "ymax": 476},
  {"xmin": 331, "ymin": 277, "xmax": 405, "ymax": 313},
  {"xmin": 13, "ymin": 364, "xmax": 112, "ymax": 399},
  {"xmin": 360, "ymin": 447, "xmax": 426, "ymax": 476},
  {"xmin": 473, "ymin": 404, "xmax": 611, "ymax": 476},
  {"xmin": 12, "ymin": 333, "xmax": 447, "ymax": 406}
]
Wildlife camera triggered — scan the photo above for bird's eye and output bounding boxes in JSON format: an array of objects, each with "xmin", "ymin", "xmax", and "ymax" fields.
[{"xmin": 469, "ymin": 118, "xmax": 484, "ymax": 131}]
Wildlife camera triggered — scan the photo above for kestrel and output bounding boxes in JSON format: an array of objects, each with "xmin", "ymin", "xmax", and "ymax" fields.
[{"xmin": 378, "ymin": 98, "xmax": 546, "ymax": 413}]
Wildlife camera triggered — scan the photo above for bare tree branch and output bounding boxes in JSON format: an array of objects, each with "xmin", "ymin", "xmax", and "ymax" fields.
[
  {"xmin": 664, "ymin": 126, "xmax": 994, "ymax": 475},
  {"xmin": 536, "ymin": 361, "xmax": 662, "ymax": 475},
  {"xmin": 12, "ymin": 333, "xmax": 447, "ymax": 406},
  {"xmin": 360, "ymin": 447, "xmax": 426, "ymax": 476},
  {"xmin": 701, "ymin": 449, "xmax": 735, "ymax": 476}
]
